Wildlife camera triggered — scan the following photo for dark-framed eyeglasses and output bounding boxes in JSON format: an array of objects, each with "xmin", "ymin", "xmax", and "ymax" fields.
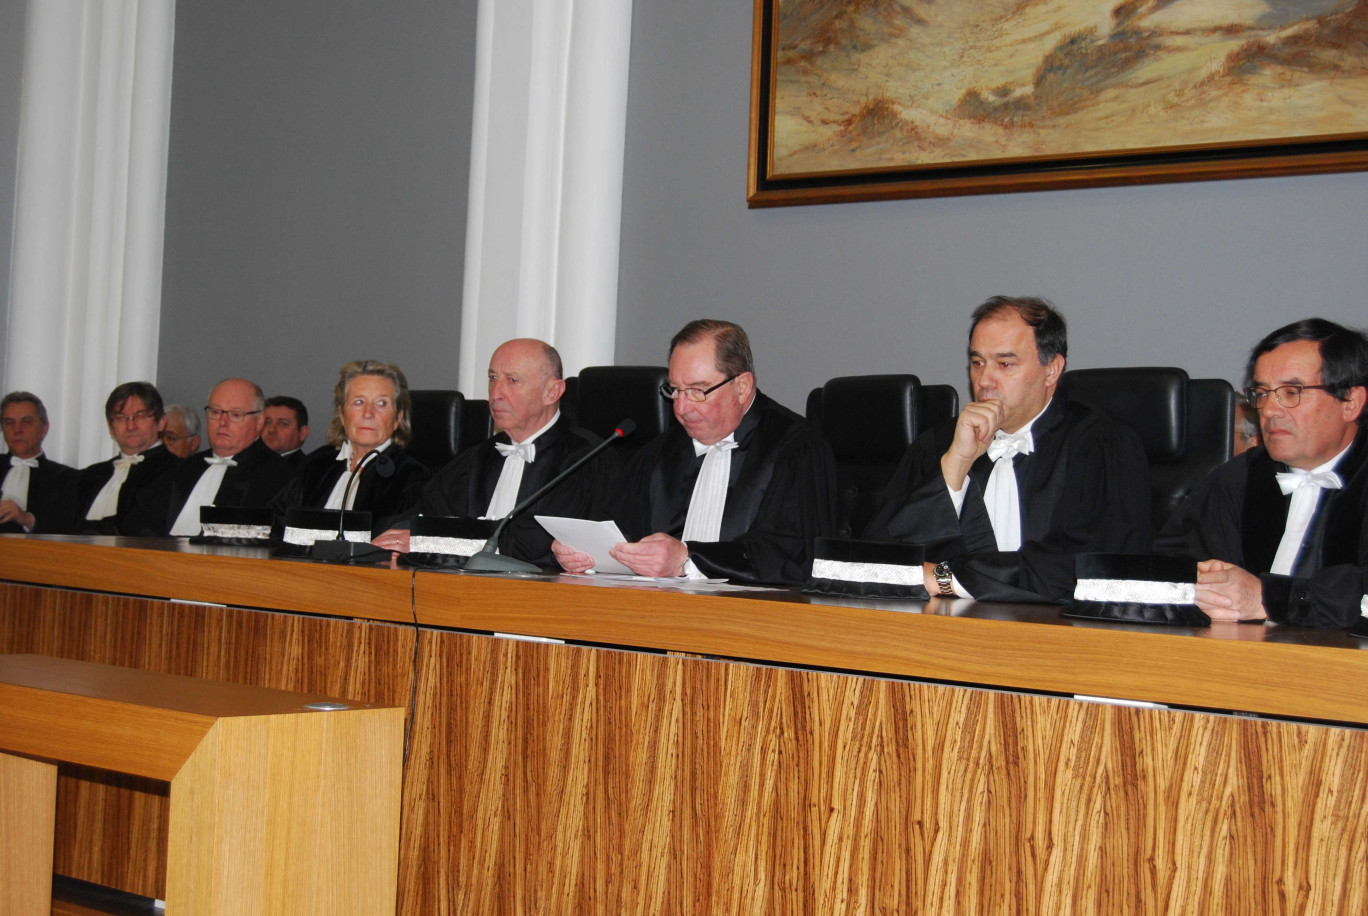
[
  {"xmin": 1243, "ymin": 385, "xmax": 1334, "ymax": 409},
  {"xmin": 204, "ymin": 406, "xmax": 262, "ymax": 423},
  {"xmin": 111, "ymin": 410, "xmax": 156, "ymax": 425},
  {"xmin": 659, "ymin": 375, "xmax": 738, "ymax": 403}
]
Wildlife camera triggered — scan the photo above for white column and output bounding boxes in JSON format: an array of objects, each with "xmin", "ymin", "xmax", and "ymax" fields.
[
  {"xmin": 459, "ymin": 0, "xmax": 633, "ymax": 393},
  {"xmin": 4, "ymin": 0, "xmax": 175, "ymax": 466}
]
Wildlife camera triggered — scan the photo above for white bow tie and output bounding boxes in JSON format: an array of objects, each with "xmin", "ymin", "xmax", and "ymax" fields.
[
  {"xmin": 114, "ymin": 453, "xmax": 145, "ymax": 469},
  {"xmin": 692, "ymin": 437, "xmax": 737, "ymax": 458},
  {"xmin": 205, "ymin": 454, "xmax": 237, "ymax": 468},
  {"xmin": 986, "ymin": 430, "xmax": 1033, "ymax": 463},
  {"xmin": 495, "ymin": 440, "xmax": 536, "ymax": 463},
  {"xmin": 1276, "ymin": 469, "xmax": 1343, "ymax": 495},
  {"xmin": 7, "ymin": 456, "xmax": 38, "ymax": 469}
]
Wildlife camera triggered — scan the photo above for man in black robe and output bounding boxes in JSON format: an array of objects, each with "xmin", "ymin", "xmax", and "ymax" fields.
[
  {"xmin": 262, "ymin": 396, "xmax": 311, "ymax": 469},
  {"xmin": 123, "ymin": 378, "xmax": 295, "ymax": 536},
  {"xmin": 552, "ymin": 319, "xmax": 836, "ymax": 586},
  {"xmin": 1159, "ymin": 318, "xmax": 1368, "ymax": 628},
  {"xmin": 373, "ymin": 338, "xmax": 619, "ymax": 569},
  {"xmin": 0, "ymin": 391, "xmax": 78, "ymax": 534},
  {"xmin": 864, "ymin": 296, "xmax": 1152, "ymax": 602},
  {"xmin": 77, "ymin": 381, "xmax": 183, "ymax": 534}
]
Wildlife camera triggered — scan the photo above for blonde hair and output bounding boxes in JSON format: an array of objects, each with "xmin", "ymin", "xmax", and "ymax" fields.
[{"xmin": 327, "ymin": 360, "xmax": 413, "ymax": 448}]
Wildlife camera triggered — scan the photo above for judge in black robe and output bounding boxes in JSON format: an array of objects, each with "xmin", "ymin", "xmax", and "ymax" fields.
[
  {"xmin": 122, "ymin": 437, "xmax": 296, "ymax": 536},
  {"xmin": 77, "ymin": 443, "xmax": 182, "ymax": 534},
  {"xmin": 864, "ymin": 395, "xmax": 1153, "ymax": 602},
  {"xmin": 607, "ymin": 391, "xmax": 837, "ymax": 585},
  {"xmin": 272, "ymin": 442, "xmax": 429, "ymax": 536},
  {"xmin": 388, "ymin": 413, "xmax": 619, "ymax": 569},
  {"xmin": 0, "ymin": 453, "xmax": 80, "ymax": 534},
  {"xmin": 1159, "ymin": 427, "xmax": 1368, "ymax": 629}
]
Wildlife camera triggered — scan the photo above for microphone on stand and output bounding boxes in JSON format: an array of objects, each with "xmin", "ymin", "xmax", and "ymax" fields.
[
  {"xmin": 463, "ymin": 418, "xmax": 635, "ymax": 574},
  {"xmin": 312, "ymin": 447, "xmax": 394, "ymax": 563}
]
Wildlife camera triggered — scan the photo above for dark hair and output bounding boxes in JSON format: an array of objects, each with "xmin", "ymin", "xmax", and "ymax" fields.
[
  {"xmin": 328, "ymin": 360, "xmax": 413, "ymax": 448},
  {"xmin": 1245, "ymin": 318, "xmax": 1368, "ymax": 400},
  {"xmin": 669, "ymin": 319, "xmax": 755, "ymax": 380},
  {"xmin": 969, "ymin": 296, "xmax": 1068, "ymax": 365},
  {"xmin": 104, "ymin": 382, "xmax": 164, "ymax": 424},
  {"xmin": 0, "ymin": 391, "xmax": 47, "ymax": 425},
  {"xmin": 265, "ymin": 395, "xmax": 309, "ymax": 428}
]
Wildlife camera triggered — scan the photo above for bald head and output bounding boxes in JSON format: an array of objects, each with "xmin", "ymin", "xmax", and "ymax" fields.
[
  {"xmin": 487, "ymin": 339, "xmax": 566, "ymax": 443},
  {"xmin": 205, "ymin": 377, "xmax": 265, "ymax": 457}
]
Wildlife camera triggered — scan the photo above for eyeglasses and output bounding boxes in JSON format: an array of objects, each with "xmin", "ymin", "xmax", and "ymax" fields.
[
  {"xmin": 204, "ymin": 407, "xmax": 262, "ymax": 423},
  {"xmin": 111, "ymin": 410, "xmax": 155, "ymax": 425},
  {"xmin": 161, "ymin": 432, "xmax": 189, "ymax": 443},
  {"xmin": 659, "ymin": 375, "xmax": 738, "ymax": 403},
  {"xmin": 1243, "ymin": 385, "xmax": 1334, "ymax": 409}
]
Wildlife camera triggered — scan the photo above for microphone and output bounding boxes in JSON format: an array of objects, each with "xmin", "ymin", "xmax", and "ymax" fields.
[
  {"xmin": 312, "ymin": 447, "xmax": 392, "ymax": 563},
  {"xmin": 463, "ymin": 418, "xmax": 635, "ymax": 574}
]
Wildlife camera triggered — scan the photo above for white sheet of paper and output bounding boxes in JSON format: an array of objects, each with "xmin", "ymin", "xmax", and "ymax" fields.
[{"xmin": 534, "ymin": 516, "xmax": 635, "ymax": 575}]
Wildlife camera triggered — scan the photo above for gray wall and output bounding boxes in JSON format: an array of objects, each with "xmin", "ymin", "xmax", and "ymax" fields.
[
  {"xmin": 157, "ymin": 0, "xmax": 477, "ymax": 439},
  {"xmin": 615, "ymin": 0, "xmax": 1368, "ymax": 412},
  {"xmin": 0, "ymin": 0, "xmax": 27, "ymax": 387}
]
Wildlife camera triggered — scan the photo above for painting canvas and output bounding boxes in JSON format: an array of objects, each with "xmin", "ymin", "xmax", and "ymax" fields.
[{"xmin": 749, "ymin": 0, "xmax": 1368, "ymax": 205}]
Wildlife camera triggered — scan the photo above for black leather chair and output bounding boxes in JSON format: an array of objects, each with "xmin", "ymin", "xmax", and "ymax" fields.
[
  {"xmin": 461, "ymin": 398, "xmax": 492, "ymax": 450},
  {"xmin": 572, "ymin": 366, "xmax": 672, "ymax": 458},
  {"xmin": 408, "ymin": 389, "xmax": 467, "ymax": 471},
  {"xmin": 1060, "ymin": 368, "xmax": 1235, "ymax": 530},
  {"xmin": 814, "ymin": 374, "xmax": 925, "ymax": 537}
]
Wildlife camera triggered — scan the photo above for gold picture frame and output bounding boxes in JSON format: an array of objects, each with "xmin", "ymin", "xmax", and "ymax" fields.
[{"xmin": 748, "ymin": 0, "xmax": 1368, "ymax": 206}]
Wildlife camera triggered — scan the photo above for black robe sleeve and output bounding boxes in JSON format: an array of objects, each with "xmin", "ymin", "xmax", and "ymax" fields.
[
  {"xmin": 865, "ymin": 400, "xmax": 1153, "ymax": 602},
  {"xmin": 1158, "ymin": 435, "xmax": 1368, "ymax": 629},
  {"xmin": 611, "ymin": 393, "xmax": 837, "ymax": 586},
  {"xmin": 1, "ymin": 456, "xmax": 80, "ymax": 534}
]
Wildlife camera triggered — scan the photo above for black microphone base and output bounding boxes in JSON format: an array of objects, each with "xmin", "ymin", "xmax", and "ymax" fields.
[
  {"xmin": 311, "ymin": 540, "xmax": 390, "ymax": 564},
  {"xmin": 461, "ymin": 550, "xmax": 542, "ymax": 574}
]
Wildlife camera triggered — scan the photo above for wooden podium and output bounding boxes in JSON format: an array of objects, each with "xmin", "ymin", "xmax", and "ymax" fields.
[{"xmin": 0, "ymin": 654, "xmax": 404, "ymax": 916}]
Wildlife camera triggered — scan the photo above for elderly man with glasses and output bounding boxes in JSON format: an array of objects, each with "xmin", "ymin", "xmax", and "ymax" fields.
[
  {"xmin": 77, "ymin": 381, "xmax": 184, "ymax": 534},
  {"xmin": 1160, "ymin": 318, "xmax": 1368, "ymax": 628},
  {"xmin": 553, "ymin": 319, "xmax": 836, "ymax": 585},
  {"xmin": 123, "ymin": 378, "xmax": 295, "ymax": 537}
]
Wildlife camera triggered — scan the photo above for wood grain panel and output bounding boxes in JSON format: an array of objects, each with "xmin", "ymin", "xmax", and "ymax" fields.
[
  {"xmin": 0, "ymin": 582, "xmax": 416, "ymax": 901},
  {"xmin": 404, "ymin": 629, "xmax": 1368, "ymax": 914},
  {"xmin": 0, "ymin": 752, "xmax": 56, "ymax": 916},
  {"xmin": 415, "ymin": 573, "xmax": 1368, "ymax": 725},
  {"xmin": 0, "ymin": 536, "xmax": 414, "ymax": 622}
]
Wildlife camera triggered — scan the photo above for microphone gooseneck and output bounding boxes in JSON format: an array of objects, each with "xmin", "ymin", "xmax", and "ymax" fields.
[{"xmin": 462, "ymin": 418, "xmax": 636, "ymax": 574}]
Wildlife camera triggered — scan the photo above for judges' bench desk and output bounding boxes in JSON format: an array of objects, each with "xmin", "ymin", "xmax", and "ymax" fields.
[{"xmin": 2, "ymin": 535, "xmax": 1366, "ymax": 913}]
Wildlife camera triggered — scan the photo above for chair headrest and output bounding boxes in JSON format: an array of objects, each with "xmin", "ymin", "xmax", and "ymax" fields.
[
  {"xmin": 821, "ymin": 374, "xmax": 920, "ymax": 462},
  {"xmin": 1060, "ymin": 368, "xmax": 1187, "ymax": 462}
]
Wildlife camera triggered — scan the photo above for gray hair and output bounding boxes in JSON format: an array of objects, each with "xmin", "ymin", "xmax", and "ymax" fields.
[{"xmin": 164, "ymin": 404, "xmax": 202, "ymax": 437}]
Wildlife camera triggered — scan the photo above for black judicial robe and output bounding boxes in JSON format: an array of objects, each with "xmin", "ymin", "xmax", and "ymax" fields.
[
  {"xmin": 0, "ymin": 453, "xmax": 79, "ymax": 534},
  {"xmin": 122, "ymin": 438, "xmax": 296, "ymax": 537},
  {"xmin": 281, "ymin": 449, "xmax": 309, "ymax": 471},
  {"xmin": 863, "ymin": 396, "xmax": 1153, "ymax": 602},
  {"xmin": 394, "ymin": 414, "xmax": 621, "ymax": 570},
  {"xmin": 76, "ymin": 443, "xmax": 183, "ymax": 534},
  {"xmin": 609, "ymin": 391, "xmax": 837, "ymax": 586},
  {"xmin": 1158, "ymin": 427, "xmax": 1368, "ymax": 629},
  {"xmin": 272, "ymin": 442, "xmax": 429, "ymax": 536}
]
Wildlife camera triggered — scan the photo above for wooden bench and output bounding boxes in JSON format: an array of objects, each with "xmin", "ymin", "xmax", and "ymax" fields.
[{"xmin": 0, "ymin": 654, "xmax": 404, "ymax": 915}]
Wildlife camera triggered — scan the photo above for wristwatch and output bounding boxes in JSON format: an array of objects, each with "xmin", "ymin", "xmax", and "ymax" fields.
[{"xmin": 933, "ymin": 560, "xmax": 955, "ymax": 597}]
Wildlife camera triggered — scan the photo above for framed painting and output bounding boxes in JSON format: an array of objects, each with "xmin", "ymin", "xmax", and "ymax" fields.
[{"xmin": 748, "ymin": 0, "xmax": 1368, "ymax": 206}]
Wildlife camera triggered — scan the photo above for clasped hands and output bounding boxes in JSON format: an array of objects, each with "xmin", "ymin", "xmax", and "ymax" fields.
[
  {"xmin": 0, "ymin": 498, "xmax": 34, "ymax": 530},
  {"xmin": 552, "ymin": 532, "xmax": 689, "ymax": 578}
]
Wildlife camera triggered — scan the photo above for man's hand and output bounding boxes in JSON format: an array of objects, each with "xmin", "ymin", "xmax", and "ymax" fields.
[
  {"xmin": 552, "ymin": 538, "xmax": 597, "ymax": 574},
  {"xmin": 0, "ymin": 499, "xmax": 34, "ymax": 530},
  {"xmin": 610, "ymin": 532, "xmax": 689, "ymax": 578},
  {"xmin": 941, "ymin": 400, "xmax": 1007, "ymax": 491},
  {"xmin": 1195, "ymin": 559, "xmax": 1268, "ymax": 622},
  {"xmin": 371, "ymin": 529, "xmax": 411, "ymax": 553}
]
